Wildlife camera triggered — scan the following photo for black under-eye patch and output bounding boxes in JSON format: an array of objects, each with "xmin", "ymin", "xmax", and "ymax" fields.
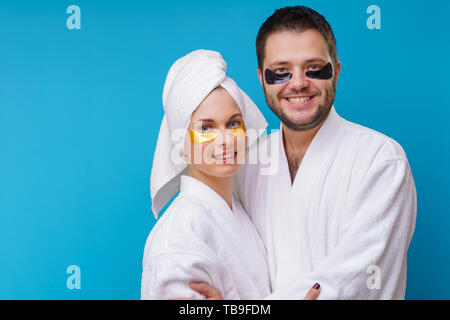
[
  {"xmin": 264, "ymin": 69, "xmax": 292, "ymax": 85},
  {"xmin": 305, "ymin": 63, "xmax": 333, "ymax": 79},
  {"xmin": 264, "ymin": 62, "xmax": 334, "ymax": 85}
]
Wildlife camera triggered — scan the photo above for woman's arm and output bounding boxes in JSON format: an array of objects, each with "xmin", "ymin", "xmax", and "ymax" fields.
[{"xmin": 141, "ymin": 252, "xmax": 225, "ymax": 300}]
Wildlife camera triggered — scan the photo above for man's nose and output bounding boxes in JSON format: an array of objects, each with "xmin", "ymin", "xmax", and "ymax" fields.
[{"xmin": 287, "ymin": 70, "xmax": 309, "ymax": 91}]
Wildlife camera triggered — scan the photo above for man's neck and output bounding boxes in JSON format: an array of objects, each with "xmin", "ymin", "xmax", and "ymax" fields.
[
  {"xmin": 282, "ymin": 124, "xmax": 321, "ymax": 155},
  {"xmin": 282, "ymin": 122, "xmax": 324, "ymax": 183}
]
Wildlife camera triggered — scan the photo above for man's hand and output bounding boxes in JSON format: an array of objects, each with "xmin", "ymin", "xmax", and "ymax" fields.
[
  {"xmin": 188, "ymin": 282, "xmax": 321, "ymax": 300},
  {"xmin": 168, "ymin": 282, "xmax": 223, "ymax": 300},
  {"xmin": 189, "ymin": 282, "xmax": 224, "ymax": 300}
]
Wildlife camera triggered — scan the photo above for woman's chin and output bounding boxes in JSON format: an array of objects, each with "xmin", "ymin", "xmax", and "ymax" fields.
[{"xmin": 207, "ymin": 163, "xmax": 241, "ymax": 178}]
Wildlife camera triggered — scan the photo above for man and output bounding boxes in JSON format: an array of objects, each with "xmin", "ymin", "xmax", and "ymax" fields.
[{"xmin": 190, "ymin": 6, "xmax": 417, "ymax": 299}]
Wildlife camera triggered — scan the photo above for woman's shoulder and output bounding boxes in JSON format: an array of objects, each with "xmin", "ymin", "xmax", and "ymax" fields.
[
  {"xmin": 164, "ymin": 193, "xmax": 213, "ymax": 228},
  {"xmin": 144, "ymin": 193, "xmax": 216, "ymax": 257}
]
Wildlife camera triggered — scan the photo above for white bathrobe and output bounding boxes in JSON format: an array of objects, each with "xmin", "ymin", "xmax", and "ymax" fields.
[
  {"xmin": 234, "ymin": 106, "xmax": 417, "ymax": 299},
  {"xmin": 141, "ymin": 175, "xmax": 271, "ymax": 300}
]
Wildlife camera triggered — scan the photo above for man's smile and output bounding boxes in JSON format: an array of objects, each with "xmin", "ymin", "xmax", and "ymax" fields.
[{"xmin": 283, "ymin": 94, "xmax": 317, "ymax": 108}]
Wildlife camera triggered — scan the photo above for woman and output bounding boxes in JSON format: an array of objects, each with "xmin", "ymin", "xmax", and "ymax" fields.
[{"xmin": 141, "ymin": 50, "xmax": 318, "ymax": 299}]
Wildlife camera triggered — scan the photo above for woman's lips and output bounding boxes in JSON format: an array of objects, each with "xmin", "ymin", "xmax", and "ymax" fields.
[{"xmin": 211, "ymin": 151, "xmax": 238, "ymax": 164}]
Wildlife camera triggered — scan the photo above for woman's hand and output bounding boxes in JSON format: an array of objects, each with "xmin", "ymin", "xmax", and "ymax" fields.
[
  {"xmin": 187, "ymin": 282, "xmax": 321, "ymax": 300},
  {"xmin": 303, "ymin": 283, "xmax": 321, "ymax": 300}
]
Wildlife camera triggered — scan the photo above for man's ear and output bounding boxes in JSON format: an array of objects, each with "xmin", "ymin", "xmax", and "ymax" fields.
[
  {"xmin": 257, "ymin": 68, "xmax": 263, "ymax": 86},
  {"xmin": 334, "ymin": 60, "xmax": 341, "ymax": 82}
]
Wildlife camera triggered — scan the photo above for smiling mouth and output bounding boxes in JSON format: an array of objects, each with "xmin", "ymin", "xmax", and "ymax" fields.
[
  {"xmin": 286, "ymin": 96, "xmax": 314, "ymax": 105},
  {"xmin": 212, "ymin": 151, "xmax": 237, "ymax": 160}
]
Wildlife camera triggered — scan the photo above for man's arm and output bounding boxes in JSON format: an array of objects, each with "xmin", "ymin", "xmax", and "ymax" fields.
[
  {"xmin": 265, "ymin": 158, "xmax": 417, "ymax": 299},
  {"xmin": 190, "ymin": 282, "xmax": 322, "ymax": 300},
  {"xmin": 195, "ymin": 159, "xmax": 416, "ymax": 300}
]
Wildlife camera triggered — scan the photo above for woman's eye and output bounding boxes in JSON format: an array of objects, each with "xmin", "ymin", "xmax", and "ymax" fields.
[
  {"xmin": 201, "ymin": 125, "xmax": 211, "ymax": 132},
  {"xmin": 229, "ymin": 121, "xmax": 240, "ymax": 128}
]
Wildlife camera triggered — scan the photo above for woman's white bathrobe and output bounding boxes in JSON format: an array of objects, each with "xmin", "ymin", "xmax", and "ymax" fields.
[
  {"xmin": 235, "ymin": 106, "xmax": 417, "ymax": 299},
  {"xmin": 141, "ymin": 175, "xmax": 271, "ymax": 299}
]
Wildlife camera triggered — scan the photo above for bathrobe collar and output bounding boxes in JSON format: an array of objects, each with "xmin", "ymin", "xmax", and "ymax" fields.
[
  {"xmin": 180, "ymin": 175, "xmax": 236, "ymax": 214},
  {"xmin": 278, "ymin": 105, "xmax": 343, "ymax": 188}
]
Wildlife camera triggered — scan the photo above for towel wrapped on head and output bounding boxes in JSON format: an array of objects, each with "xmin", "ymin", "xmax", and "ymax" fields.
[{"xmin": 150, "ymin": 49, "xmax": 267, "ymax": 219}]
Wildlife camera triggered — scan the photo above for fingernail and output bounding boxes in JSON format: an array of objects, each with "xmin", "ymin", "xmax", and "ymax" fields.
[{"xmin": 313, "ymin": 283, "xmax": 320, "ymax": 290}]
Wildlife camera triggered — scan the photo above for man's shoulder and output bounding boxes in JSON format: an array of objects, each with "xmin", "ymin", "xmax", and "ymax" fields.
[
  {"xmin": 339, "ymin": 116, "xmax": 408, "ymax": 162},
  {"xmin": 248, "ymin": 129, "xmax": 280, "ymax": 150},
  {"xmin": 241, "ymin": 129, "xmax": 281, "ymax": 177}
]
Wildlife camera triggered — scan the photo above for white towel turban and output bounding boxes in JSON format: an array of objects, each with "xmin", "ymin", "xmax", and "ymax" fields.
[{"xmin": 150, "ymin": 49, "xmax": 268, "ymax": 219}]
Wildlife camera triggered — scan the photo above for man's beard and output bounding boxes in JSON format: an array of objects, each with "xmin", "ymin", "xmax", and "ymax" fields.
[{"xmin": 263, "ymin": 80, "xmax": 337, "ymax": 131}]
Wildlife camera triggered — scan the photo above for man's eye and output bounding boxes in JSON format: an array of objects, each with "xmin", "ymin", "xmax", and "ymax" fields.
[
  {"xmin": 274, "ymin": 68, "xmax": 288, "ymax": 74},
  {"xmin": 309, "ymin": 64, "xmax": 322, "ymax": 70},
  {"xmin": 201, "ymin": 125, "xmax": 211, "ymax": 132}
]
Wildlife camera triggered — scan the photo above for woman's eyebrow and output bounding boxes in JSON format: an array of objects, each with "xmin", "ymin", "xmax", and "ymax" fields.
[
  {"xmin": 195, "ymin": 113, "xmax": 242, "ymax": 122},
  {"xmin": 229, "ymin": 113, "xmax": 243, "ymax": 120},
  {"xmin": 195, "ymin": 119, "xmax": 215, "ymax": 122}
]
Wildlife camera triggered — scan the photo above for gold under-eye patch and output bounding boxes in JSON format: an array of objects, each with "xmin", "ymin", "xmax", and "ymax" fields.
[
  {"xmin": 229, "ymin": 121, "xmax": 246, "ymax": 137},
  {"xmin": 189, "ymin": 122, "xmax": 247, "ymax": 144},
  {"xmin": 189, "ymin": 130, "xmax": 218, "ymax": 144}
]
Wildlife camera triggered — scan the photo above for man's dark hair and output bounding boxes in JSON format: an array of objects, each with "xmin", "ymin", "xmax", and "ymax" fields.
[{"xmin": 256, "ymin": 6, "xmax": 337, "ymax": 70}]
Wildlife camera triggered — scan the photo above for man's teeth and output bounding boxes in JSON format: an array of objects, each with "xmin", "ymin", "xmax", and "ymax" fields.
[
  {"xmin": 288, "ymin": 96, "xmax": 312, "ymax": 104},
  {"xmin": 213, "ymin": 153, "xmax": 235, "ymax": 160}
]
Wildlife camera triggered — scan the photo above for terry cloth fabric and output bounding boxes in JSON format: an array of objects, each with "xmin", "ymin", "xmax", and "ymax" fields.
[
  {"xmin": 234, "ymin": 106, "xmax": 417, "ymax": 299},
  {"xmin": 141, "ymin": 175, "xmax": 271, "ymax": 299}
]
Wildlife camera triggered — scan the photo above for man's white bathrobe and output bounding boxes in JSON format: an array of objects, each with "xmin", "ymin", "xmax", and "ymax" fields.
[
  {"xmin": 234, "ymin": 106, "xmax": 417, "ymax": 299},
  {"xmin": 141, "ymin": 175, "xmax": 271, "ymax": 299}
]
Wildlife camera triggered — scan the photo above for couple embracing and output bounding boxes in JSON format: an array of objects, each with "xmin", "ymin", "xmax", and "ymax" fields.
[{"xmin": 141, "ymin": 6, "xmax": 416, "ymax": 300}]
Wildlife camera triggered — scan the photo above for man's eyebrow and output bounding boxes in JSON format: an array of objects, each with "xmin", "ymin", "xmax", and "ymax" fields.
[
  {"xmin": 268, "ymin": 58, "xmax": 328, "ymax": 68},
  {"xmin": 305, "ymin": 58, "xmax": 328, "ymax": 64},
  {"xmin": 268, "ymin": 61, "xmax": 289, "ymax": 68}
]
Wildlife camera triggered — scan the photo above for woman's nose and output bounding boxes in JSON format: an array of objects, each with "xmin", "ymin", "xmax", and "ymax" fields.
[{"xmin": 215, "ymin": 129, "xmax": 235, "ymax": 148}]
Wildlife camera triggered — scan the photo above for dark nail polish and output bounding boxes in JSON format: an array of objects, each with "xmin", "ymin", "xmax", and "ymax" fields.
[{"xmin": 313, "ymin": 283, "xmax": 320, "ymax": 290}]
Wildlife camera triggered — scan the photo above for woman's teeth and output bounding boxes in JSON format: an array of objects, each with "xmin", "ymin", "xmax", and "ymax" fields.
[
  {"xmin": 288, "ymin": 96, "xmax": 312, "ymax": 104},
  {"xmin": 212, "ymin": 153, "xmax": 235, "ymax": 160}
]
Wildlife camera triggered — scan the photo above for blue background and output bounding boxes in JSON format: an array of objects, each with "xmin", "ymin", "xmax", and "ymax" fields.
[{"xmin": 0, "ymin": 0, "xmax": 449, "ymax": 299}]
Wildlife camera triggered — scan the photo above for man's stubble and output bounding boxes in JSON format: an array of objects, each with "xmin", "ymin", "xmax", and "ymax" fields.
[{"xmin": 262, "ymin": 79, "xmax": 337, "ymax": 132}]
